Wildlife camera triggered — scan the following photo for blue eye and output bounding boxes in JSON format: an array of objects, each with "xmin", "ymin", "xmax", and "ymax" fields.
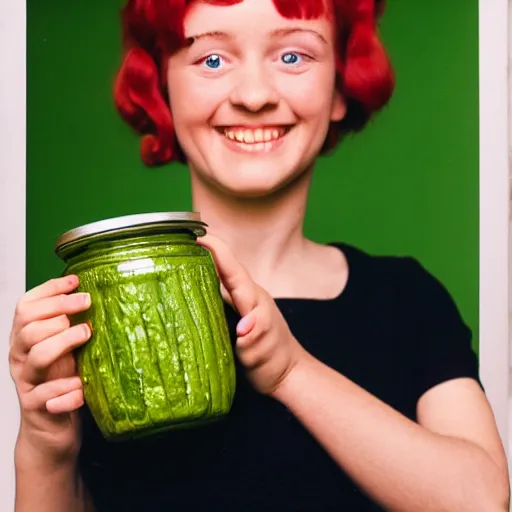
[
  {"xmin": 204, "ymin": 54, "xmax": 223, "ymax": 69},
  {"xmin": 281, "ymin": 52, "xmax": 302, "ymax": 65}
]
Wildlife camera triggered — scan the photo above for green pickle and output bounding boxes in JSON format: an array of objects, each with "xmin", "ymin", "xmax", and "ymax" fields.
[{"xmin": 55, "ymin": 213, "xmax": 236, "ymax": 442}]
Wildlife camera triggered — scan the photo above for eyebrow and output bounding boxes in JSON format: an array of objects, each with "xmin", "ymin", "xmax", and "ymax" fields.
[
  {"xmin": 269, "ymin": 28, "xmax": 328, "ymax": 45},
  {"xmin": 187, "ymin": 27, "xmax": 328, "ymax": 45},
  {"xmin": 187, "ymin": 31, "xmax": 232, "ymax": 45}
]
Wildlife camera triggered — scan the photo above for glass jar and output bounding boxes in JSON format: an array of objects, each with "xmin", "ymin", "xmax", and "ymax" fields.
[{"xmin": 55, "ymin": 212, "xmax": 236, "ymax": 442}]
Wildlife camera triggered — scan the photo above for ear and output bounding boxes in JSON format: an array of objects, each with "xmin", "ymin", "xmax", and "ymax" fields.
[{"xmin": 330, "ymin": 89, "xmax": 347, "ymax": 122}]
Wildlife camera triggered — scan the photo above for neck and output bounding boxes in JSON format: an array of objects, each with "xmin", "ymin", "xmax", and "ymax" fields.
[{"xmin": 190, "ymin": 168, "xmax": 314, "ymax": 285}]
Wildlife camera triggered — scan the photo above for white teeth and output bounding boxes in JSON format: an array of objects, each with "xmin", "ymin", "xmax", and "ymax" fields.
[
  {"xmin": 243, "ymin": 130, "xmax": 254, "ymax": 143},
  {"xmin": 223, "ymin": 127, "xmax": 287, "ymax": 144},
  {"xmin": 236, "ymin": 141, "xmax": 274, "ymax": 152}
]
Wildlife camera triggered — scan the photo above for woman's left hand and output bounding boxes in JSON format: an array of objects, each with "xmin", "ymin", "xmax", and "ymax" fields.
[{"xmin": 197, "ymin": 235, "xmax": 309, "ymax": 396}]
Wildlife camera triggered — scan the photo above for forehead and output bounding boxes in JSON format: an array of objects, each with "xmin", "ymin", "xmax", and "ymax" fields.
[{"xmin": 184, "ymin": 0, "xmax": 333, "ymax": 37}]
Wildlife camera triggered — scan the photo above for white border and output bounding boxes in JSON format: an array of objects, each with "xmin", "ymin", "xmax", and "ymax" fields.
[
  {"xmin": 479, "ymin": 0, "xmax": 509, "ymax": 450},
  {"xmin": 0, "ymin": 0, "xmax": 25, "ymax": 509},
  {"xmin": 0, "ymin": 0, "xmax": 509, "ymax": 507}
]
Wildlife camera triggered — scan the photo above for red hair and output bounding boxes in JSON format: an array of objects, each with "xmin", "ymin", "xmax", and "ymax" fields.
[{"xmin": 114, "ymin": 0, "xmax": 395, "ymax": 166}]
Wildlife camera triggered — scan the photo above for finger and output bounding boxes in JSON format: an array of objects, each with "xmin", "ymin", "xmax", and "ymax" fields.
[
  {"xmin": 22, "ymin": 376, "xmax": 82, "ymax": 412},
  {"xmin": 46, "ymin": 389, "xmax": 84, "ymax": 415},
  {"xmin": 197, "ymin": 235, "xmax": 257, "ymax": 316},
  {"xmin": 236, "ymin": 310, "xmax": 257, "ymax": 337},
  {"xmin": 236, "ymin": 332, "xmax": 272, "ymax": 370},
  {"xmin": 238, "ymin": 305, "xmax": 271, "ymax": 341},
  {"xmin": 17, "ymin": 315, "xmax": 71, "ymax": 354},
  {"xmin": 15, "ymin": 292, "xmax": 91, "ymax": 329},
  {"xmin": 220, "ymin": 283, "xmax": 233, "ymax": 306},
  {"xmin": 24, "ymin": 323, "xmax": 92, "ymax": 385},
  {"xmin": 23, "ymin": 275, "xmax": 79, "ymax": 303}
]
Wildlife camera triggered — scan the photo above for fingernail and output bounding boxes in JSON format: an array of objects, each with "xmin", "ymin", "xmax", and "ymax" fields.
[
  {"xmin": 236, "ymin": 315, "xmax": 252, "ymax": 336},
  {"xmin": 83, "ymin": 323, "xmax": 91, "ymax": 337},
  {"xmin": 81, "ymin": 293, "xmax": 91, "ymax": 306},
  {"xmin": 67, "ymin": 275, "xmax": 79, "ymax": 286}
]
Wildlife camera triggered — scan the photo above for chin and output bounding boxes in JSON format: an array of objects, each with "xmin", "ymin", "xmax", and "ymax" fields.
[
  {"xmin": 211, "ymin": 167, "xmax": 303, "ymax": 199},
  {"xmin": 218, "ymin": 180, "xmax": 285, "ymax": 199}
]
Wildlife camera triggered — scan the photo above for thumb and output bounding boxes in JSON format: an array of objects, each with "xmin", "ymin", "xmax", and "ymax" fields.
[
  {"xmin": 219, "ymin": 283, "xmax": 233, "ymax": 306},
  {"xmin": 197, "ymin": 234, "xmax": 257, "ymax": 317}
]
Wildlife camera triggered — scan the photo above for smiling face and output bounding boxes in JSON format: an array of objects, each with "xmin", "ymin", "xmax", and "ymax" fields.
[{"xmin": 166, "ymin": 0, "xmax": 346, "ymax": 198}]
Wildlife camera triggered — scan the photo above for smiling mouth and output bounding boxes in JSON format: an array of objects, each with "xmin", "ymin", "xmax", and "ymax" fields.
[{"xmin": 215, "ymin": 125, "xmax": 293, "ymax": 152}]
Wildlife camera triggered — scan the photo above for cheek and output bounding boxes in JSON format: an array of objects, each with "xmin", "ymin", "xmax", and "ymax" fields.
[
  {"xmin": 280, "ymin": 69, "xmax": 337, "ymax": 123},
  {"xmin": 167, "ymin": 72, "xmax": 221, "ymax": 132}
]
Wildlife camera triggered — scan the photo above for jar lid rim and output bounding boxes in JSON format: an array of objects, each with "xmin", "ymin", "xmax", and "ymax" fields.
[{"xmin": 54, "ymin": 212, "xmax": 207, "ymax": 257}]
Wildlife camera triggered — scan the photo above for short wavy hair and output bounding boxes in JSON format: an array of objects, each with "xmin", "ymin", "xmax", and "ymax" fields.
[{"xmin": 114, "ymin": 0, "xmax": 395, "ymax": 166}]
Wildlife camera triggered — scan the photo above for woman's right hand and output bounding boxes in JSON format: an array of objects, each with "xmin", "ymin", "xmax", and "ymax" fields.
[{"xmin": 9, "ymin": 275, "xmax": 92, "ymax": 464}]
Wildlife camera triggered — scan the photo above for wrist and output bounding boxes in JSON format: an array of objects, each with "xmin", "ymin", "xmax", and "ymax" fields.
[
  {"xmin": 271, "ymin": 349, "xmax": 317, "ymax": 405},
  {"xmin": 15, "ymin": 431, "xmax": 79, "ymax": 472}
]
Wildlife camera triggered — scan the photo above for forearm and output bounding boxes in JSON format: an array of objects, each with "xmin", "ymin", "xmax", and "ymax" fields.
[
  {"xmin": 274, "ymin": 355, "xmax": 509, "ymax": 512},
  {"xmin": 15, "ymin": 441, "xmax": 93, "ymax": 512}
]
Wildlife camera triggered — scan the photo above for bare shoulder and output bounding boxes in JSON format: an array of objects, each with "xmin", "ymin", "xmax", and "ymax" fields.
[{"xmin": 417, "ymin": 377, "xmax": 508, "ymax": 474}]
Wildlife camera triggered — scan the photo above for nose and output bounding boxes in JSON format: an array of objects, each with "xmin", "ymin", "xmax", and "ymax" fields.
[{"xmin": 229, "ymin": 57, "xmax": 279, "ymax": 112}]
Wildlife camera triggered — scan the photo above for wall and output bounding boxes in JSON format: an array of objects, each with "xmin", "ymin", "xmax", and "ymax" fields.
[
  {"xmin": 26, "ymin": 1, "xmax": 480, "ymax": 348},
  {"xmin": 0, "ymin": 1, "xmax": 25, "ymax": 510},
  {"xmin": 477, "ymin": 0, "xmax": 510, "ymax": 450},
  {"xmin": 508, "ymin": 0, "xmax": 512, "ymax": 465}
]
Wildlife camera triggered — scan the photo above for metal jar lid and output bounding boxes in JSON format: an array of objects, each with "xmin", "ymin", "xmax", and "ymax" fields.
[{"xmin": 55, "ymin": 212, "xmax": 208, "ymax": 259}]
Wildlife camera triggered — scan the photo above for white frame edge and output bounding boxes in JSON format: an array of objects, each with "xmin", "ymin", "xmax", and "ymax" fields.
[
  {"xmin": 0, "ymin": 0, "xmax": 509, "ymax": 508},
  {"xmin": 479, "ymin": 0, "xmax": 510, "ymax": 451},
  {"xmin": 0, "ymin": 0, "xmax": 26, "ymax": 509}
]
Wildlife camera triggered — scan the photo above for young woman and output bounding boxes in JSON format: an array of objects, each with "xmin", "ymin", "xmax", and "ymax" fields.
[{"xmin": 10, "ymin": 0, "xmax": 509, "ymax": 510}]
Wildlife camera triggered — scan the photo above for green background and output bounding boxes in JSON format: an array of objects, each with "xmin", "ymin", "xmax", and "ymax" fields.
[{"xmin": 27, "ymin": 1, "xmax": 480, "ymax": 351}]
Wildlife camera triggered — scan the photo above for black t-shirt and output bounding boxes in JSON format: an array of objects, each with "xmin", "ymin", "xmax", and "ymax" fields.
[{"xmin": 79, "ymin": 243, "xmax": 481, "ymax": 511}]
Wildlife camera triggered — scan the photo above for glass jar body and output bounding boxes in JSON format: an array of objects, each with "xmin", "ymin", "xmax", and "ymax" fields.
[{"xmin": 63, "ymin": 232, "xmax": 236, "ymax": 441}]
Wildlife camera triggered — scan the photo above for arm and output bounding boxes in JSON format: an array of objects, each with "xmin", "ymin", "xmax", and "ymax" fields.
[
  {"xmin": 15, "ymin": 439, "xmax": 94, "ymax": 512},
  {"xmin": 199, "ymin": 235, "xmax": 510, "ymax": 512},
  {"xmin": 274, "ymin": 358, "xmax": 509, "ymax": 512},
  {"xmin": 8, "ymin": 276, "xmax": 94, "ymax": 512}
]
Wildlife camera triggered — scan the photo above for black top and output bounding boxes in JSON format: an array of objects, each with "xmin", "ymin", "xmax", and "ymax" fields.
[{"xmin": 79, "ymin": 243, "xmax": 481, "ymax": 511}]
